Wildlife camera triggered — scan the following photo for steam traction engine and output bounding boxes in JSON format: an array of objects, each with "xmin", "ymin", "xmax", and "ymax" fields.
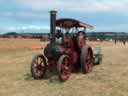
[{"xmin": 31, "ymin": 11, "xmax": 96, "ymax": 82}]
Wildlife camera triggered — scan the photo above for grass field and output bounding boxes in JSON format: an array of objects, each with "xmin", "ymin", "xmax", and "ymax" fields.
[{"xmin": 0, "ymin": 39, "xmax": 128, "ymax": 96}]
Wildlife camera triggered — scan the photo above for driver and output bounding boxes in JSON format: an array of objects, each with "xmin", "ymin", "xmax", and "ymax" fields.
[
  {"xmin": 55, "ymin": 29, "xmax": 63, "ymax": 44},
  {"xmin": 64, "ymin": 31, "xmax": 72, "ymax": 48}
]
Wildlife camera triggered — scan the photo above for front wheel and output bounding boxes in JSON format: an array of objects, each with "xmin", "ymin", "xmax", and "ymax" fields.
[
  {"xmin": 57, "ymin": 55, "xmax": 72, "ymax": 82},
  {"xmin": 31, "ymin": 54, "xmax": 47, "ymax": 79},
  {"xmin": 80, "ymin": 46, "xmax": 94, "ymax": 74}
]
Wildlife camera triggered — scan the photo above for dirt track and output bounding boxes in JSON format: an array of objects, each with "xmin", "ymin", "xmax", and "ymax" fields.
[
  {"xmin": 0, "ymin": 38, "xmax": 48, "ymax": 50},
  {"xmin": 0, "ymin": 38, "xmax": 126, "ymax": 50},
  {"xmin": 0, "ymin": 43, "xmax": 47, "ymax": 49}
]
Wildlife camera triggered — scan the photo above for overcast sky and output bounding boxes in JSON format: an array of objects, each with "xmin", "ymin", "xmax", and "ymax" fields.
[{"xmin": 0, "ymin": 0, "xmax": 128, "ymax": 33}]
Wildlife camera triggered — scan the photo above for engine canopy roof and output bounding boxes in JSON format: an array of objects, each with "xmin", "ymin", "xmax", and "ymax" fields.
[{"xmin": 56, "ymin": 18, "xmax": 94, "ymax": 29}]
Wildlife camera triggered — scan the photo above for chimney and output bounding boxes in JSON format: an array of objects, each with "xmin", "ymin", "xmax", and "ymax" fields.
[{"xmin": 50, "ymin": 10, "xmax": 57, "ymax": 43}]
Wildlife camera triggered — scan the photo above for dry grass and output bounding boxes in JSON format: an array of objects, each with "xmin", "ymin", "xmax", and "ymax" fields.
[{"xmin": 0, "ymin": 39, "xmax": 128, "ymax": 96}]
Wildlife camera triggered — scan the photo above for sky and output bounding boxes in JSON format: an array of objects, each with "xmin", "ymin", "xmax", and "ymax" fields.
[{"xmin": 0, "ymin": 0, "xmax": 128, "ymax": 33}]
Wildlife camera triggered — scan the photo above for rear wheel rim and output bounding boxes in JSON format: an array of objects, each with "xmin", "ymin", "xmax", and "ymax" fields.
[{"xmin": 85, "ymin": 50, "xmax": 94, "ymax": 72}]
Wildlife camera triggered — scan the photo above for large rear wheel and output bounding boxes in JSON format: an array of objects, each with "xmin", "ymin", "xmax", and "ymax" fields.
[
  {"xmin": 57, "ymin": 55, "xmax": 72, "ymax": 82},
  {"xmin": 31, "ymin": 54, "xmax": 47, "ymax": 79},
  {"xmin": 80, "ymin": 46, "xmax": 94, "ymax": 73}
]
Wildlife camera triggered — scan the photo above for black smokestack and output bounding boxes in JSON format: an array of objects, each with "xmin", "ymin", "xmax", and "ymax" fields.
[{"xmin": 50, "ymin": 10, "xmax": 57, "ymax": 43}]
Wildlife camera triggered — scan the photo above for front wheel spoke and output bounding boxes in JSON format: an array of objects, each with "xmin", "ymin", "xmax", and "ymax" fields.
[
  {"xmin": 65, "ymin": 70, "xmax": 71, "ymax": 74},
  {"xmin": 38, "ymin": 65, "xmax": 44, "ymax": 70},
  {"xmin": 39, "ymin": 66, "xmax": 44, "ymax": 71},
  {"xmin": 64, "ymin": 69, "xmax": 69, "ymax": 74},
  {"xmin": 64, "ymin": 67, "xmax": 71, "ymax": 74},
  {"xmin": 37, "ymin": 57, "xmax": 40, "ymax": 64},
  {"xmin": 33, "ymin": 63, "xmax": 37, "ymax": 67},
  {"xmin": 88, "ymin": 63, "xmax": 91, "ymax": 69},
  {"xmin": 61, "ymin": 64, "xmax": 65, "ymax": 70},
  {"xmin": 37, "ymin": 70, "xmax": 41, "ymax": 76},
  {"xmin": 33, "ymin": 68, "xmax": 37, "ymax": 73},
  {"xmin": 64, "ymin": 65, "xmax": 69, "ymax": 70},
  {"xmin": 62, "ymin": 71, "xmax": 69, "ymax": 76},
  {"xmin": 64, "ymin": 57, "xmax": 69, "ymax": 64},
  {"xmin": 38, "ymin": 57, "xmax": 43, "ymax": 65},
  {"xmin": 35, "ymin": 59, "xmax": 38, "ymax": 64},
  {"xmin": 61, "ymin": 73, "xmax": 68, "ymax": 79},
  {"xmin": 87, "ymin": 60, "xmax": 91, "ymax": 65}
]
